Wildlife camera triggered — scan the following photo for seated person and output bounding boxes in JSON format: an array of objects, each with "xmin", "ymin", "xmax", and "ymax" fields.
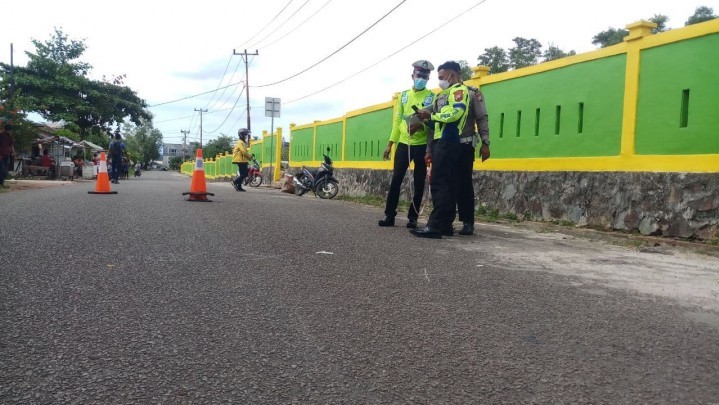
[
  {"xmin": 39, "ymin": 150, "xmax": 55, "ymax": 168},
  {"xmin": 73, "ymin": 155, "xmax": 84, "ymax": 177}
]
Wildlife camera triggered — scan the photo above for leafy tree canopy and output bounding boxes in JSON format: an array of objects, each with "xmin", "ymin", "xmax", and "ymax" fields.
[
  {"xmin": 649, "ymin": 14, "xmax": 670, "ymax": 33},
  {"xmin": 542, "ymin": 44, "xmax": 577, "ymax": 62},
  {"xmin": 122, "ymin": 120, "xmax": 162, "ymax": 166},
  {"xmin": 477, "ymin": 46, "xmax": 510, "ymax": 74},
  {"xmin": 203, "ymin": 135, "xmax": 234, "ymax": 159},
  {"xmin": 0, "ymin": 28, "xmax": 151, "ymax": 139},
  {"xmin": 686, "ymin": 6, "xmax": 717, "ymax": 25},
  {"xmin": 591, "ymin": 27, "xmax": 629, "ymax": 48},
  {"xmin": 508, "ymin": 37, "xmax": 543, "ymax": 69}
]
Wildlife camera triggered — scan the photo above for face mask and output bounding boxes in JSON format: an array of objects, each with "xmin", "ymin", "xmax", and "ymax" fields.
[
  {"xmin": 414, "ymin": 78, "xmax": 427, "ymax": 90},
  {"xmin": 438, "ymin": 79, "xmax": 450, "ymax": 90}
]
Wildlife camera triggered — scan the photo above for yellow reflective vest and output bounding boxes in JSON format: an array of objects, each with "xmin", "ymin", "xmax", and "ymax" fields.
[
  {"xmin": 431, "ymin": 83, "xmax": 471, "ymax": 141},
  {"xmin": 389, "ymin": 88, "xmax": 435, "ymax": 146}
]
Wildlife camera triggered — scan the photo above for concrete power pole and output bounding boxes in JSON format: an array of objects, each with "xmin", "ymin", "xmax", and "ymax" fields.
[
  {"xmin": 180, "ymin": 129, "xmax": 189, "ymax": 162},
  {"xmin": 232, "ymin": 49, "xmax": 258, "ymax": 132},
  {"xmin": 194, "ymin": 108, "xmax": 208, "ymax": 148}
]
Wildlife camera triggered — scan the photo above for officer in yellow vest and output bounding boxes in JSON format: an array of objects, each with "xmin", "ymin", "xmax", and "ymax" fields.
[
  {"xmin": 411, "ymin": 61, "xmax": 471, "ymax": 238},
  {"xmin": 379, "ymin": 60, "xmax": 436, "ymax": 229}
]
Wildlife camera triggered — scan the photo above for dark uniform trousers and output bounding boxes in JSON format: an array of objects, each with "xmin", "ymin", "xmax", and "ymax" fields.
[
  {"xmin": 457, "ymin": 143, "xmax": 476, "ymax": 224},
  {"xmin": 385, "ymin": 142, "xmax": 427, "ymax": 220},
  {"xmin": 426, "ymin": 140, "xmax": 460, "ymax": 230}
]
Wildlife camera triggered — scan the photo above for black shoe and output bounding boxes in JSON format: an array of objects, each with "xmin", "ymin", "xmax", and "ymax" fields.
[
  {"xmin": 406, "ymin": 219, "xmax": 418, "ymax": 229},
  {"xmin": 237, "ymin": 187, "xmax": 246, "ymax": 192},
  {"xmin": 232, "ymin": 181, "xmax": 239, "ymax": 191},
  {"xmin": 378, "ymin": 216, "xmax": 395, "ymax": 227},
  {"xmin": 410, "ymin": 227, "xmax": 442, "ymax": 239},
  {"xmin": 442, "ymin": 226, "xmax": 454, "ymax": 237},
  {"xmin": 459, "ymin": 222, "xmax": 474, "ymax": 235}
]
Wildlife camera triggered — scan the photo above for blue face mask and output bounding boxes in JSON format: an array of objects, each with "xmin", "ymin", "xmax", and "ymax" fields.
[{"xmin": 414, "ymin": 78, "xmax": 428, "ymax": 90}]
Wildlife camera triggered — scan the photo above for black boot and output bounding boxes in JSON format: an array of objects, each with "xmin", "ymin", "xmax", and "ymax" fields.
[
  {"xmin": 459, "ymin": 222, "xmax": 474, "ymax": 235},
  {"xmin": 406, "ymin": 218, "xmax": 418, "ymax": 229},
  {"xmin": 442, "ymin": 225, "xmax": 454, "ymax": 237},
  {"xmin": 378, "ymin": 216, "xmax": 395, "ymax": 227},
  {"xmin": 410, "ymin": 226, "xmax": 442, "ymax": 239}
]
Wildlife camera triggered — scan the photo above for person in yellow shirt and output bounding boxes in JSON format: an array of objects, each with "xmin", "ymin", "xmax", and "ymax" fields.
[
  {"xmin": 232, "ymin": 128, "xmax": 253, "ymax": 191},
  {"xmin": 378, "ymin": 60, "xmax": 436, "ymax": 229}
]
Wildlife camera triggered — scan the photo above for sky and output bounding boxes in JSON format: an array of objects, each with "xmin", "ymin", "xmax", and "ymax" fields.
[{"xmin": 2, "ymin": 0, "xmax": 717, "ymax": 146}]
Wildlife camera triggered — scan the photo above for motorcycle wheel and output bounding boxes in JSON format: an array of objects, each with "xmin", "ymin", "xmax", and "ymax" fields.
[
  {"xmin": 295, "ymin": 185, "xmax": 307, "ymax": 196},
  {"xmin": 315, "ymin": 179, "xmax": 339, "ymax": 199},
  {"xmin": 250, "ymin": 174, "xmax": 262, "ymax": 187}
]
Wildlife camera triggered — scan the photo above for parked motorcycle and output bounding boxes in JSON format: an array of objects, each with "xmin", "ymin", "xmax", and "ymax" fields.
[
  {"xmin": 243, "ymin": 156, "xmax": 263, "ymax": 187},
  {"xmin": 293, "ymin": 147, "xmax": 339, "ymax": 199}
]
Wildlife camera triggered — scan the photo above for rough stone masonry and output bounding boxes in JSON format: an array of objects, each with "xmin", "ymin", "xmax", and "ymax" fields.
[{"xmin": 329, "ymin": 169, "xmax": 718, "ymax": 241}]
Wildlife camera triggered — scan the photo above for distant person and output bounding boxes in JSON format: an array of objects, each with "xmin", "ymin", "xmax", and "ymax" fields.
[
  {"xmin": 0, "ymin": 124, "xmax": 15, "ymax": 187},
  {"xmin": 232, "ymin": 128, "xmax": 252, "ymax": 192},
  {"xmin": 108, "ymin": 132, "xmax": 127, "ymax": 184},
  {"xmin": 134, "ymin": 162, "xmax": 141, "ymax": 177}
]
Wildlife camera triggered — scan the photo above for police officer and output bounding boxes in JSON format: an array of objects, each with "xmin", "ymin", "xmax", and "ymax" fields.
[
  {"xmin": 411, "ymin": 61, "xmax": 471, "ymax": 239},
  {"xmin": 379, "ymin": 60, "xmax": 436, "ymax": 229},
  {"xmin": 456, "ymin": 85, "xmax": 490, "ymax": 235}
]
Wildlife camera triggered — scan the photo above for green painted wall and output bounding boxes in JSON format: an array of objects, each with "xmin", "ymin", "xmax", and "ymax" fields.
[
  {"xmin": 263, "ymin": 135, "xmax": 280, "ymax": 166},
  {"xmin": 344, "ymin": 108, "xmax": 393, "ymax": 161},
  {"xmin": 482, "ymin": 55, "xmax": 626, "ymax": 158},
  {"xmin": 315, "ymin": 122, "xmax": 343, "ymax": 161},
  {"xmin": 291, "ymin": 127, "xmax": 314, "ymax": 161},
  {"xmin": 250, "ymin": 142, "xmax": 263, "ymax": 163},
  {"xmin": 635, "ymin": 33, "xmax": 719, "ymax": 155}
]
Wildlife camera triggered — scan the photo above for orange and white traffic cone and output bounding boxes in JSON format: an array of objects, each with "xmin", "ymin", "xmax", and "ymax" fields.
[
  {"xmin": 182, "ymin": 148, "xmax": 214, "ymax": 202},
  {"xmin": 88, "ymin": 152, "xmax": 117, "ymax": 195}
]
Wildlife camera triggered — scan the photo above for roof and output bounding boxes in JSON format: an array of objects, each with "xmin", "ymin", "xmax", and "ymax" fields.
[{"xmin": 80, "ymin": 140, "xmax": 105, "ymax": 151}]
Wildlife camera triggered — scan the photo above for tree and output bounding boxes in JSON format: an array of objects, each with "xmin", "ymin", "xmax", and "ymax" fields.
[
  {"xmin": 169, "ymin": 156, "xmax": 184, "ymax": 171},
  {"xmin": 458, "ymin": 60, "xmax": 473, "ymax": 81},
  {"xmin": 649, "ymin": 14, "xmax": 670, "ymax": 33},
  {"xmin": 203, "ymin": 135, "xmax": 234, "ymax": 159},
  {"xmin": 0, "ymin": 28, "xmax": 151, "ymax": 138},
  {"xmin": 508, "ymin": 37, "xmax": 542, "ymax": 69},
  {"xmin": 592, "ymin": 27, "xmax": 628, "ymax": 48},
  {"xmin": 542, "ymin": 44, "xmax": 576, "ymax": 62},
  {"xmin": 123, "ymin": 120, "xmax": 162, "ymax": 167},
  {"xmin": 686, "ymin": 6, "xmax": 717, "ymax": 25},
  {"xmin": 477, "ymin": 46, "xmax": 510, "ymax": 74}
]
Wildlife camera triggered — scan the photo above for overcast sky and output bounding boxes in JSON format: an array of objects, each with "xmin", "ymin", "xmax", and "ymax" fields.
[{"xmin": 2, "ymin": 0, "xmax": 717, "ymax": 145}]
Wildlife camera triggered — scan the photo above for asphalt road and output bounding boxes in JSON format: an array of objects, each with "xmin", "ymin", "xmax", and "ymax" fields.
[{"xmin": 1, "ymin": 171, "xmax": 718, "ymax": 404}]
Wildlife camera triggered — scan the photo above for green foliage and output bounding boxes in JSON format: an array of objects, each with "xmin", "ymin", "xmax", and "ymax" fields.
[
  {"xmin": 0, "ymin": 93, "xmax": 35, "ymax": 151},
  {"xmin": 685, "ymin": 6, "xmax": 717, "ymax": 25},
  {"xmin": 477, "ymin": 46, "xmax": 510, "ymax": 74},
  {"xmin": 123, "ymin": 120, "xmax": 162, "ymax": 166},
  {"xmin": 458, "ymin": 60, "xmax": 473, "ymax": 81},
  {"xmin": 592, "ymin": 27, "xmax": 629, "ymax": 48},
  {"xmin": 0, "ymin": 28, "xmax": 151, "ymax": 138},
  {"xmin": 542, "ymin": 44, "xmax": 576, "ymax": 62},
  {"xmin": 508, "ymin": 37, "xmax": 543, "ymax": 69},
  {"xmin": 169, "ymin": 156, "xmax": 183, "ymax": 170},
  {"xmin": 649, "ymin": 14, "xmax": 670, "ymax": 33},
  {"xmin": 203, "ymin": 135, "xmax": 234, "ymax": 159}
]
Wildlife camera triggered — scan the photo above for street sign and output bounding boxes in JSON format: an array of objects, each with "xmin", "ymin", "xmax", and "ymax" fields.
[{"xmin": 264, "ymin": 97, "xmax": 281, "ymax": 118}]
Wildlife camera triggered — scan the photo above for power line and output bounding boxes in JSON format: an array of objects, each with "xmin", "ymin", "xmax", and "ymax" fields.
[
  {"xmin": 286, "ymin": 0, "xmax": 489, "ymax": 104},
  {"xmin": 259, "ymin": 0, "xmax": 334, "ymax": 51},
  {"xmin": 237, "ymin": 0, "xmax": 295, "ymax": 49},
  {"xmin": 205, "ymin": 85, "xmax": 247, "ymax": 134},
  {"xmin": 148, "ymin": 81, "xmax": 243, "ymax": 107},
  {"xmin": 203, "ymin": 55, "xmax": 235, "ymax": 110},
  {"xmin": 247, "ymin": 0, "xmax": 312, "ymax": 49},
  {"xmin": 253, "ymin": 0, "xmax": 407, "ymax": 88}
]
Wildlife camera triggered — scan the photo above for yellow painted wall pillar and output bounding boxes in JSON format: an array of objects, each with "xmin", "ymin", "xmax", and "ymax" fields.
[
  {"xmin": 312, "ymin": 120, "xmax": 320, "ymax": 162},
  {"xmin": 274, "ymin": 127, "xmax": 283, "ymax": 181},
  {"xmin": 289, "ymin": 123, "xmax": 296, "ymax": 164},
  {"xmin": 620, "ymin": 20, "xmax": 657, "ymax": 156}
]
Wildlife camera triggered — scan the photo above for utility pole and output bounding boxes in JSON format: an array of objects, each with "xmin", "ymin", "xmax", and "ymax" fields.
[
  {"xmin": 232, "ymin": 49, "xmax": 258, "ymax": 132},
  {"xmin": 9, "ymin": 44, "xmax": 15, "ymax": 97},
  {"xmin": 180, "ymin": 129, "xmax": 189, "ymax": 162},
  {"xmin": 194, "ymin": 108, "xmax": 208, "ymax": 148}
]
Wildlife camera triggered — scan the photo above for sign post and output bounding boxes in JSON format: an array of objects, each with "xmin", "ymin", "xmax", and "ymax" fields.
[{"xmin": 264, "ymin": 97, "xmax": 281, "ymax": 186}]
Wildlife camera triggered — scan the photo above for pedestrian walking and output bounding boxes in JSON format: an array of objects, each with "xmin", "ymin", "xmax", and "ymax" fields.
[
  {"xmin": 232, "ymin": 129, "xmax": 252, "ymax": 192},
  {"xmin": 0, "ymin": 124, "xmax": 15, "ymax": 188},
  {"xmin": 378, "ymin": 60, "xmax": 436, "ymax": 229},
  {"xmin": 108, "ymin": 132, "xmax": 127, "ymax": 184},
  {"xmin": 411, "ymin": 61, "xmax": 471, "ymax": 239}
]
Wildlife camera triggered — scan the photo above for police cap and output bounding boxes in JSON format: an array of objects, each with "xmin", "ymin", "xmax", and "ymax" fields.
[{"xmin": 412, "ymin": 60, "xmax": 434, "ymax": 73}]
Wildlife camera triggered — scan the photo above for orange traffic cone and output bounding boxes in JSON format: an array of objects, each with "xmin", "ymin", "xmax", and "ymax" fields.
[
  {"xmin": 182, "ymin": 148, "xmax": 214, "ymax": 202},
  {"xmin": 88, "ymin": 152, "xmax": 117, "ymax": 195}
]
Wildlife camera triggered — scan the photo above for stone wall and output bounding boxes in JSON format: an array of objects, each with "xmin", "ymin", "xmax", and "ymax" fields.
[{"xmin": 325, "ymin": 168, "xmax": 719, "ymax": 241}]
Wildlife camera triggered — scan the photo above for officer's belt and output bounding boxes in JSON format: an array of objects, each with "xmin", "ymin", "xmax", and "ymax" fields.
[{"xmin": 459, "ymin": 134, "xmax": 476, "ymax": 144}]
